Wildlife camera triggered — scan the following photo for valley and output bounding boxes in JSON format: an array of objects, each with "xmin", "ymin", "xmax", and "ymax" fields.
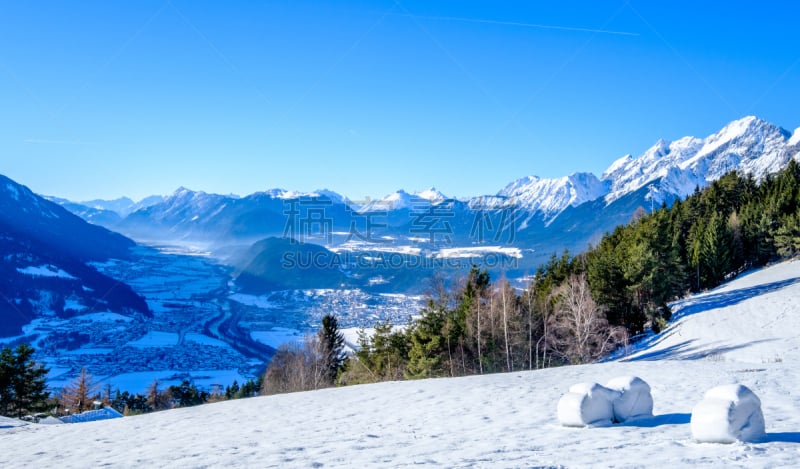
[{"xmin": 5, "ymin": 243, "xmax": 424, "ymax": 393}]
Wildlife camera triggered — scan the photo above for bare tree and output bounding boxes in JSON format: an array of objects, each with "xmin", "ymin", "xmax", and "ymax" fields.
[
  {"xmin": 550, "ymin": 273, "xmax": 621, "ymax": 364},
  {"xmin": 146, "ymin": 379, "xmax": 171, "ymax": 411},
  {"xmin": 59, "ymin": 367, "xmax": 98, "ymax": 414},
  {"xmin": 261, "ymin": 335, "xmax": 329, "ymax": 395},
  {"xmin": 475, "ymin": 293, "xmax": 483, "ymax": 374},
  {"xmin": 497, "ymin": 279, "xmax": 519, "ymax": 372}
]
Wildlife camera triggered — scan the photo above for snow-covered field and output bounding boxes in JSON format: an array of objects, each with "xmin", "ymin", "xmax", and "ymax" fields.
[
  {"xmin": 1, "ymin": 260, "xmax": 799, "ymax": 468},
  {"xmin": 623, "ymin": 260, "xmax": 800, "ymax": 364}
]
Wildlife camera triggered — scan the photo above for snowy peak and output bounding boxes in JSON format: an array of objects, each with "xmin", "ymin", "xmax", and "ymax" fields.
[
  {"xmin": 682, "ymin": 115, "xmax": 789, "ymax": 176},
  {"xmin": 493, "ymin": 172, "xmax": 608, "ymax": 223},
  {"xmin": 500, "ymin": 116, "xmax": 797, "ymax": 220},
  {"xmin": 603, "ymin": 136, "xmax": 703, "ymax": 204},
  {"xmin": 254, "ymin": 188, "xmax": 346, "ymax": 204},
  {"xmin": 602, "ymin": 116, "xmax": 795, "ymax": 205},
  {"xmin": 602, "ymin": 154, "xmax": 634, "ymax": 181},
  {"xmin": 380, "ymin": 190, "xmax": 416, "ymax": 209},
  {"xmin": 1, "ymin": 174, "xmax": 63, "ymax": 219},
  {"xmin": 376, "ymin": 187, "xmax": 450, "ymax": 210},
  {"xmin": 79, "ymin": 196, "xmax": 164, "ymax": 217},
  {"xmin": 788, "ymin": 127, "xmax": 800, "ymax": 147},
  {"xmin": 416, "ymin": 187, "xmax": 447, "ymax": 202}
]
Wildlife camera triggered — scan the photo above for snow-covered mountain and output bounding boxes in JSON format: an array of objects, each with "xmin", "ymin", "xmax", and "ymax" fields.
[
  {"xmin": 498, "ymin": 116, "xmax": 799, "ymax": 219},
  {"xmin": 0, "ymin": 174, "xmax": 150, "ymax": 336},
  {"xmin": 602, "ymin": 116, "xmax": 797, "ymax": 205},
  {"xmin": 379, "ymin": 187, "xmax": 448, "ymax": 209},
  {"xmin": 72, "ymin": 195, "xmax": 165, "ymax": 218},
  {"xmin": 490, "ymin": 172, "xmax": 610, "ymax": 225},
  {"xmin": 48, "ymin": 116, "xmax": 800, "ymax": 272},
  {"xmin": 61, "ymin": 116, "xmax": 799, "ymax": 235},
  {"xmin": 2, "ymin": 259, "xmax": 798, "ymax": 467}
]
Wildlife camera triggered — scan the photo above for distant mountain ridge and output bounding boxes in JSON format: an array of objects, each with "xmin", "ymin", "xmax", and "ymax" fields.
[
  {"xmin": 71, "ymin": 116, "xmax": 798, "ymax": 221},
  {"xmin": 46, "ymin": 116, "xmax": 800, "ymax": 271}
]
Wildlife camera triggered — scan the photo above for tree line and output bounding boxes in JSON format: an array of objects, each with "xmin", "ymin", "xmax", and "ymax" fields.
[
  {"xmin": 55, "ymin": 368, "xmax": 263, "ymax": 416},
  {"xmin": 0, "ymin": 344, "xmax": 262, "ymax": 419}
]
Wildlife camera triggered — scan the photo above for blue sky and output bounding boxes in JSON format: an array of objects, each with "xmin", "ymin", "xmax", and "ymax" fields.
[{"xmin": 1, "ymin": 0, "xmax": 799, "ymax": 201}]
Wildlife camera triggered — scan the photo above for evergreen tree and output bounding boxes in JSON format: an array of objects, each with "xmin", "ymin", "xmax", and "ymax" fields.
[
  {"xmin": 700, "ymin": 211, "xmax": 733, "ymax": 287},
  {"xmin": 225, "ymin": 380, "xmax": 240, "ymax": 400},
  {"xmin": 318, "ymin": 314, "xmax": 345, "ymax": 384},
  {"xmin": 0, "ymin": 344, "xmax": 49, "ymax": 418},
  {"xmin": 773, "ymin": 212, "xmax": 800, "ymax": 257},
  {"xmin": 405, "ymin": 302, "xmax": 447, "ymax": 379},
  {"xmin": 169, "ymin": 380, "xmax": 209, "ymax": 407}
]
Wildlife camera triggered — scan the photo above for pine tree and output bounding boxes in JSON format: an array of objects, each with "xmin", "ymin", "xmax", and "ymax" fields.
[
  {"xmin": 773, "ymin": 213, "xmax": 800, "ymax": 257},
  {"xmin": 405, "ymin": 302, "xmax": 447, "ymax": 379},
  {"xmin": 701, "ymin": 211, "xmax": 733, "ymax": 287},
  {"xmin": 0, "ymin": 345, "xmax": 49, "ymax": 418},
  {"xmin": 318, "ymin": 314, "xmax": 345, "ymax": 384},
  {"xmin": 169, "ymin": 380, "xmax": 208, "ymax": 407}
]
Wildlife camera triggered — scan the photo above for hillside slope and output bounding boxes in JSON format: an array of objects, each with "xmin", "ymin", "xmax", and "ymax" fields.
[
  {"xmin": 1, "ymin": 261, "xmax": 798, "ymax": 467},
  {"xmin": 0, "ymin": 175, "xmax": 150, "ymax": 336},
  {"xmin": 624, "ymin": 260, "xmax": 800, "ymax": 363}
]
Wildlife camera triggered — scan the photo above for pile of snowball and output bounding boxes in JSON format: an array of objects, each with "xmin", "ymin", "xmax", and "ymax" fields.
[{"xmin": 557, "ymin": 376, "xmax": 766, "ymax": 444}]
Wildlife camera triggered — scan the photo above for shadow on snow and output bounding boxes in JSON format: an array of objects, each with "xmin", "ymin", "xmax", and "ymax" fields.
[
  {"xmin": 616, "ymin": 276, "xmax": 799, "ymax": 361},
  {"xmin": 763, "ymin": 432, "xmax": 800, "ymax": 443},
  {"xmin": 621, "ymin": 338, "xmax": 778, "ymax": 362},
  {"xmin": 619, "ymin": 413, "xmax": 691, "ymax": 428},
  {"xmin": 670, "ymin": 277, "xmax": 800, "ymax": 322}
]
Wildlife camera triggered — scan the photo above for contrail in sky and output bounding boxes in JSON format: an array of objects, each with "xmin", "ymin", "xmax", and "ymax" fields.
[{"xmin": 399, "ymin": 14, "xmax": 640, "ymax": 37}]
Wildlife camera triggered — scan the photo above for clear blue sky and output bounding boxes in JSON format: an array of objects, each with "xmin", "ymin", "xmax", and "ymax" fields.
[{"xmin": 1, "ymin": 0, "xmax": 799, "ymax": 201}]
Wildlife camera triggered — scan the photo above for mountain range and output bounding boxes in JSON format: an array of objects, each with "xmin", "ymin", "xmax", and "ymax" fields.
[
  {"xmin": 18, "ymin": 116, "xmax": 800, "ymax": 289},
  {"xmin": 54, "ymin": 117, "xmax": 795, "ymax": 252}
]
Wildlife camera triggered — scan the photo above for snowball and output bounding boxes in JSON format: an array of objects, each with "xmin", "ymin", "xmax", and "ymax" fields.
[
  {"xmin": 690, "ymin": 384, "xmax": 766, "ymax": 443},
  {"xmin": 606, "ymin": 376, "xmax": 654, "ymax": 423},
  {"xmin": 557, "ymin": 382, "xmax": 621, "ymax": 427}
]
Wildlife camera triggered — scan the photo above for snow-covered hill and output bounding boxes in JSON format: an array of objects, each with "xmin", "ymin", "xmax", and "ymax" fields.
[
  {"xmin": 623, "ymin": 259, "xmax": 800, "ymax": 364},
  {"xmin": 1, "ymin": 260, "xmax": 798, "ymax": 468}
]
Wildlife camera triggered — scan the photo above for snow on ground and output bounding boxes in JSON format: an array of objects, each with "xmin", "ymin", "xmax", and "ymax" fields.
[
  {"xmin": 251, "ymin": 327, "xmax": 304, "ymax": 349},
  {"xmin": 1, "ymin": 260, "xmax": 799, "ymax": 467},
  {"xmin": 341, "ymin": 325, "xmax": 408, "ymax": 352},
  {"xmin": 127, "ymin": 331, "xmax": 179, "ymax": 348},
  {"xmin": 73, "ymin": 312, "xmax": 132, "ymax": 323},
  {"xmin": 97, "ymin": 369, "xmax": 249, "ymax": 395},
  {"xmin": 435, "ymin": 246, "xmax": 523, "ymax": 259},
  {"xmin": 183, "ymin": 333, "xmax": 231, "ymax": 348},
  {"xmin": 623, "ymin": 259, "xmax": 800, "ymax": 363},
  {"xmin": 229, "ymin": 293, "xmax": 276, "ymax": 309},
  {"xmin": 15, "ymin": 265, "xmax": 76, "ymax": 279},
  {"xmin": 1, "ymin": 361, "xmax": 797, "ymax": 468},
  {"xmin": 63, "ymin": 299, "xmax": 87, "ymax": 312}
]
